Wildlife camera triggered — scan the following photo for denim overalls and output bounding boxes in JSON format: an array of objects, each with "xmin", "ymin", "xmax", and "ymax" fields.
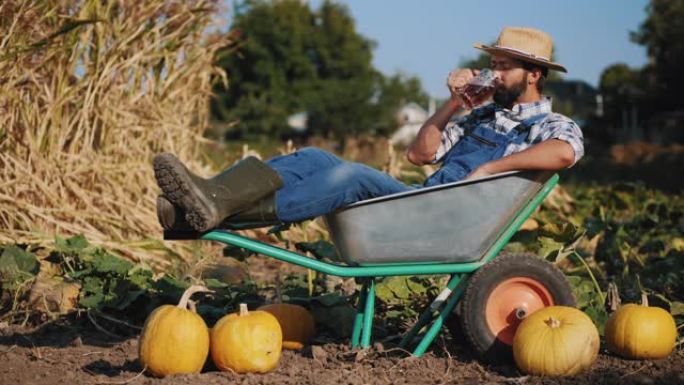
[
  {"xmin": 423, "ymin": 112, "xmax": 549, "ymax": 187},
  {"xmin": 269, "ymin": 112, "xmax": 549, "ymax": 222}
]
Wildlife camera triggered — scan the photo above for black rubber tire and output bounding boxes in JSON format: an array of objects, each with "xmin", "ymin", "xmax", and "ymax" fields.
[{"xmin": 457, "ymin": 253, "xmax": 576, "ymax": 363}]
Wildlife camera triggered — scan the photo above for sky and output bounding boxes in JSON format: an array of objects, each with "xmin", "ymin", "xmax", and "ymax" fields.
[{"xmin": 305, "ymin": 0, "xmax": 650, "ymax": 99}]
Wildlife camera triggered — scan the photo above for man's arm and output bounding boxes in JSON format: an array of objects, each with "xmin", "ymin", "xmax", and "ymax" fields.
[
  {"xmin": 407, "ymin": 68, "xmax": 474, "ymax": 165},
  {"xmin": 406, "ymin": 98, "xmax": 463, "ymax": 165},
  {"xmin": 467, "ymin": 139, "xmax": 575, "ymax": 179}
]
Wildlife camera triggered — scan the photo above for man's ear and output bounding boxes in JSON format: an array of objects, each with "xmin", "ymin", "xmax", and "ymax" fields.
[{"xmin": 527, "ymin": 69, "xmax": 541, "ymax": 85}]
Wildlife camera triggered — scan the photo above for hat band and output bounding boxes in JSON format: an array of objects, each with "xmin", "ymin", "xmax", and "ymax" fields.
[{"xmin": 493, "ymin": 45, "xmax": 550, "ymax": 62}]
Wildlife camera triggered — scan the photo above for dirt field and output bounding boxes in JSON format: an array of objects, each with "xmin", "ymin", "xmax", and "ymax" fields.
[{"xmin": 1, "ymin": 320, "xmax": 682, "ymax": 385}]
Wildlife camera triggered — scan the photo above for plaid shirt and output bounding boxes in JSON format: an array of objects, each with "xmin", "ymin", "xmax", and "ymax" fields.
[{"xmin": 434, "ymin": 97, "xmax": 585, "ymax": 166}]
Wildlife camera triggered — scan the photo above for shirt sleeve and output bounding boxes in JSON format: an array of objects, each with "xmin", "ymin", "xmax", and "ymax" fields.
[
  {"xmin": 537, "ymin": 114, "xmax": 585, "ymax": 166},
  {"xmin": 432, "ymin": 115, "xmax": 466, "ymax": 164}
]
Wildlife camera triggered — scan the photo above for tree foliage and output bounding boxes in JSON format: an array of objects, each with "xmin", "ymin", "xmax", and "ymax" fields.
[
  {"xmin": 596, "ymin": 0, "xmax": 684, "ymax": 133},
  {"xmin": 631, "ymin": 0, "xmax": 684, "ymax": 112},
  {"xmin": 598, "ymin": 63, "xmax": 646, "ymax": 125},
  {"xmin": 212, "ymin": 0, "xmax": 428, "ymax": 140}
]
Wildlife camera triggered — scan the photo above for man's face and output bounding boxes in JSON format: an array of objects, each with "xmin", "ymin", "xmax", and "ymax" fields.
[{"xmin": 490, "ymin": 55, "xmax": 528, "ymax": 108}]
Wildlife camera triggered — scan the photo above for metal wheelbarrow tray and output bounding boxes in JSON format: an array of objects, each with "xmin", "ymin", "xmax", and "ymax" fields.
[
  {"xmin": 168, "ymin": 170, "xmax": 576, "ymax": 361},
  {"xmin": 325, "ymin": 170, "xmax": 550, "ymax": 265}
]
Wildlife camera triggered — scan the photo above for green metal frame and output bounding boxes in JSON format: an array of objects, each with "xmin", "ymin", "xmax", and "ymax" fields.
[{"xmin": 200, "ymin": 174, "xmax": 559, "ymax": 356}]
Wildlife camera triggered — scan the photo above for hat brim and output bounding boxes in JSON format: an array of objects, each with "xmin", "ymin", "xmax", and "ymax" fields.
[{"xmin": 474, "ymin": 43, "xmax": 567, "ymax": 73}]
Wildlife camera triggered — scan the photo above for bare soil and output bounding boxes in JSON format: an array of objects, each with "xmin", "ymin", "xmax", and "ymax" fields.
[{"xmin": 1, "ymin": 320, "xmax": 682, "ymax": 385}]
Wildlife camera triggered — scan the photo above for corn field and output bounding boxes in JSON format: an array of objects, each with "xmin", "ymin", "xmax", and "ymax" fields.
[{"xmin": 0, "ymin": 0, "xmax": 229, "ymax": 268}]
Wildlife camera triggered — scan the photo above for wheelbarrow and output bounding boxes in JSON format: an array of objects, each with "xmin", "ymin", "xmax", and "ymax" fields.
[{"xmin": 165, "ymin": 170, "xmax": 576, "ymax": 361}]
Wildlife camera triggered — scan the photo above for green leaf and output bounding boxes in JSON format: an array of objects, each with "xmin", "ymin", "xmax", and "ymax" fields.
[
  {"xmin": 79, "ymin": 292, "xmax": 105, "ymax": 309},
  {"xmin": 197, "ymin": 304, "xmax": 229, "ymax": 323},
  {"xmin": 567, "ymin": 275, "xmax": 601, "ymax": 310},
  {"xmin": 204, "ymin": 278, "xmax": 229, "ymax": 289},
  {"xmin": 538, "ymin": 236, "xmax": 565, "ymax": 260},
  {"xmin": 127, "ymin": 268, "xmax": 154, "ymax": 290},
  {"xmin": 111, "ymin": 289, "xmax": 146, "ymax": 310},
  {"xmin": 311, "ymin": 293, "xmax": 348, "ymax": 307},
  {"xmin": 81, "ymin": 276, "xmax": 104, "ymax": 294},
  {"xmin": 153, "ymin": 275, "xmax": 189, "ymax": 301},
  {"xmin": 0, "ymin": 245, "xmax": 39, "ymax": 275},
  {"xmin": 222, "ymin": 245, "xmax": 254, "ymax": 261},
  {"xmin": 540, "ymin": 222, "xmax": 579, "ymax": 243},
  {"xmin": 295, "ymin": 240, "xmax": 339, "ymax": 261},
  {"xmin": 584, "ymin": 305, "xmax": 609, "ymax": 336},
  {"xmin": 376, "ymin": 276, "xmax": 429, "ymax": 303},
  {"xmin": 670, "ymin": 301, "xmax": 684, "ymax": 316},
  {"xmin": 0, "ymin": 245, "xmax": 39, "ymax": 290},
  {"xmin": 55, "ymin": 234, "xmax": 89, "ymax": 253},
  {"xmin": 92, "ymin": 252, "xmax": 133, "ymax": 275},
  {"xmin": 69, "ymin": 266, "xmax": 94, "ymax": 279}
]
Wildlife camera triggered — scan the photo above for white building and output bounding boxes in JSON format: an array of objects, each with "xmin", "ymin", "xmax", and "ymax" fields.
[{"xmin": 390, "ymin": 99, "xmax": 436, "ymax": 146}]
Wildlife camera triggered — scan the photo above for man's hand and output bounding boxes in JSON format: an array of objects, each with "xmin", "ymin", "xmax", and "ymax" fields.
[
  {"xmin": 465, "ymin": 163, "xmax": 493, "ymax": 180},
  {"xmin": 447, "ymin": 68, "xmax": 477, "ymax": 102}
]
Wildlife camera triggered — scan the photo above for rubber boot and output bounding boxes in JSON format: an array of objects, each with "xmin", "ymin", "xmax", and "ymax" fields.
[
  {"xmin": 156, "ymin": 194, "xmax": 281, "ymax": 235},
  {"xmin": 222, "ymin": 193, "xmax": 282, "ymax": 229},
  {"xmin": 153, "ymin": 153, "xmax": 283, "ymax": 232},
  {"xmin": 228, "ymin": 193, "xmax": 278, "ymax": 222}
]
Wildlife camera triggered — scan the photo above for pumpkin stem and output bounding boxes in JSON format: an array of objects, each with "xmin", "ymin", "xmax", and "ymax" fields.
[
  {"xmin": 641, "ymin": 292, "xmax": 649, "ymax": 307},
  {"xmin": 239, "ymin": 303, "xmax": 249, "ymax": 316},
  {"xmin": 605, "ymin": 282, "xmax": 621, "ymax": 312},
  {"xmin": 544, "ymin": 317, "xmax": 561, "ymax": 328},
  {"xmin": 177, "ymin": 285, "xmax": 213, "ymax": 311}
]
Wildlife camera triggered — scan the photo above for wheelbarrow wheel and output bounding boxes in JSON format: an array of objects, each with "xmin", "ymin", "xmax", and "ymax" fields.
[{"xmin": 457, "ymin": 253, "xmax": 576, "ymax": 362}]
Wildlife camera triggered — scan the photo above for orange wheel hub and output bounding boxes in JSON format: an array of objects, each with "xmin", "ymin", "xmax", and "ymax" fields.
[{"xmin": 485, "ymin": 277, "xmax": 554, "ymax": 345}]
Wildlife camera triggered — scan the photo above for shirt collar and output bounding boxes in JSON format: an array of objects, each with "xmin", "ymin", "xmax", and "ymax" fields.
[{"xmin": 499, "ymin": 96, "xmax": 553, "ymax": 121}]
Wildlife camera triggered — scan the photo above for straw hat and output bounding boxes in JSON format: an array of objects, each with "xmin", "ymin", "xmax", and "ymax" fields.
[{"xmin": 474, "ymin": 27, "xmax": 567, "ymax": 73}]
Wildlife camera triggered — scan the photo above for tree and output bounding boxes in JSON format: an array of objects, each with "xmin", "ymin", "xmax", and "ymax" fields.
[
  {"xmin": 598, "ymin": 63, "xmax": 646, "ymax": 126},
  {"xmin": 631, "ymin": 0, "xmax": 684, "ymax": 112},
  {"xmin": 304, "ymin": 1, "xmax": 378, "ymax": 138},
  {"xmin": 211, "ymin": 0, "xmax": 427, "ymax": 140},
  {"xmin": 212, "ymin": 0, "xmax": 320, "ymax": 138}
]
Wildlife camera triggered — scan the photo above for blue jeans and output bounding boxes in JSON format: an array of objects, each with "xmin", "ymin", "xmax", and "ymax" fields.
[{"xmin": 266, "ymin": 148, "xmax": 411, "ymax": 222}]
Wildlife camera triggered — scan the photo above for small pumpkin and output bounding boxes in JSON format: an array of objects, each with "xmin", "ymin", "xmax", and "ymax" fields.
[
  {"xmin": 605, "ymin": 294, "xmax": 677, "ymax": 359},
  {"xmin": 138, "ymin": 285, "xmax": 211, "ymax": 377},
  {"xmin": 211, "ymin": 303, "xmax": 282, "ymax": 373},
  {"xmin": 513, "ymin": 306, "xmax": 599, "ymax": 376},
  {"xmin": 258, "ymin": 303, "xmax": 315, "ymax": 350}
]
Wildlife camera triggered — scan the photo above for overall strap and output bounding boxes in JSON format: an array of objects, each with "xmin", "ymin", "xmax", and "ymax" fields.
[
  {"xmin": 462, "ymin": 105, "xmax": 497, "ymax": 136},
  {"xmin": 511, "ymin": 113, "xmax": 549, "ymax": 144},
  {"xmin": 517, "ymin": 113, "xmax": 549, "ymax": 133}
]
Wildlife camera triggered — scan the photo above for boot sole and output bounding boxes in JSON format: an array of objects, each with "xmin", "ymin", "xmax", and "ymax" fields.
[
  {"xmin": 156, "ymin": 195, "xmax": 175, "ymax": 230},
  {"xmin": 153, "ymin": 154, "xmax": 217, "ymax": 232}
]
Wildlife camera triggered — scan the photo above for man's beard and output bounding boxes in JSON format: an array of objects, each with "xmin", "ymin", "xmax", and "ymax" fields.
[{"xmin": 493, "ymin": 78, "xmax": 527, "ymax": 109}]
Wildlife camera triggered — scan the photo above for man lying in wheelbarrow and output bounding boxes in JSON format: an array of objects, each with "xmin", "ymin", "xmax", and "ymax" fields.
[{"xmin": 154, "ymin": 26, "xmax": 584, "ymax": 233}]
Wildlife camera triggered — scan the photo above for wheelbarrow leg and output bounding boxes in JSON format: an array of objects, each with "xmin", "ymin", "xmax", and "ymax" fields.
[
  {"xmin": 361, "ymin": 279, "xmax": 375, "ymax": 348},
  {"xmin": 351, "ymin": 281, "xmax": 368, "ymax": 349},
  {"xmin": 412, "ymin": 275, "xmax": 469, "ymax": 357},
  {"xmin": 351, "ymin": 278, "xmax": 376, "ymax": 349}
]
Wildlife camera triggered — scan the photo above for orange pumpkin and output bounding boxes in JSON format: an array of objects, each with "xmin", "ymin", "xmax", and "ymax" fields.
[
  {"xmin": 138, "ymin": 285, "xmax": 211, "ymax": 377},
  {"xmin": 259, "ymin": 303, "xmax": 315, "ymax": 350},
  {"xmin": 605, "ymin": 294, "xmax": 677, "ymax": 359},
  {"xmin": 513, "ymin": 306, "xmax": 599, "ymax": 376},
  {"xmin": 211, "ymin": 303, "xmax": 282, "ymax": 373}
]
